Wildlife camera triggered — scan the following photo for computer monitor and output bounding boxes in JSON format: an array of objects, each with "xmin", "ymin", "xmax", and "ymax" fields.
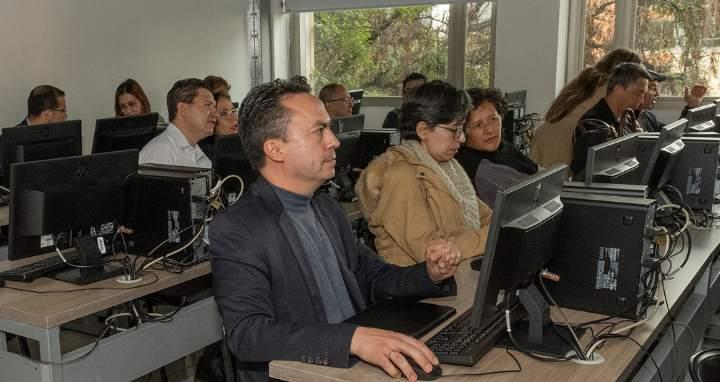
[
  {"xmin": 9, "ymin": 150, "xmax": 138, "ymax": 282},
  {"xmin": 471, "ymin": 164, "xmax": 575, "ymax": 355},
  {"xmin": 584, "ymin": 133, "xmax": 641, "ymax": 186},
  {"xmin": 330, "ymin": 114, "xmax": 364, "ymax": 201},
  {"xmin": 91, "ymin": 112, "xmax": 159, "ymax": 153},
  {"xmin": 0, "ymin": 120, "xmax": 83, "ymax": 188},
  {"xmin": 687, "ymin": 120, "xmax": 716, "ymax": 133},
  {"xmin": 349, "ymin": 89, "xmax": 363, "ymax": 115},
  {"xmin": 640, "ymin": 118, "xmax": 687, "ymax": 192},
  {"xmin": 686, "ymin": 103, "xmax": 716, "ymax": 125},
  {"xmin": 213, "ymin": 134, "xmax": 257, "ymax": 202}
]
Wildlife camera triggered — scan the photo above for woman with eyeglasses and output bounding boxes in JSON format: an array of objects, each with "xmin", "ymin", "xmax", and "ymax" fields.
[
  {"xmin": 455, "ymin": 88, "xmax": 539, "ymax": 207},
  {"xmin": 114, "ymin": 79, "xmax": 153, "ymax": 117},
  {"xmin": 198, "ymin": 91, "xmax": 238, "ymax": 161},
  {"xmin": 355, "ymin": 80, "xmax": 492, "ymax": 266}
]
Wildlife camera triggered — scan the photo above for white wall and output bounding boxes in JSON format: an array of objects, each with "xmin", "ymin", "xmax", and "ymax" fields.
[
  {"xmin": 0, "ymin": 0, "xmax": 250, "ymax": 152},
  {"xmin": 493, "ymin": 0, "xmax": 570, "ymax": 115}
]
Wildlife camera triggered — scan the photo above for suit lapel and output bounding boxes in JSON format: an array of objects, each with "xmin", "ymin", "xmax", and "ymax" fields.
[{"xmin": 253, "ymin": 178, "xmax": 328, "ymax": 322}]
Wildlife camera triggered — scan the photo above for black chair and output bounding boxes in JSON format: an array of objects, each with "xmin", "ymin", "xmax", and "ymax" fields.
[{"xmin": 689, "ymin": 348, "xmax": 720, "ymax": 382}]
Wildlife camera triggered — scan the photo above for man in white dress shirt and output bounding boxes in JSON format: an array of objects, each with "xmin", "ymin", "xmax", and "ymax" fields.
[{"xmin": 140, "ymin": 78, "xmax": 217, "ymax": 168}]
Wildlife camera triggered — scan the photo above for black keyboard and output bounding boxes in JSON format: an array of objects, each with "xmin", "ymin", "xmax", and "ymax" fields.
[
  {"xmin": 0, "ymin": 254, "xmax": 79, "ymax": 282},
  {"xmin": 425, "ymin": 308, "xmax": 509, "ymax": 366}
]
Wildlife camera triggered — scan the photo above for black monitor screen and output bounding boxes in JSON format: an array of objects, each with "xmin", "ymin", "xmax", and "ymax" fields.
[
  {"xmin": 470, "ymin": 164, "xmax": 566, "ymax": 328},
  {"xmin": 1, "ymin": 120, "xmax": 83, "ymax": 187},
  {"xmin": 641, "ymin": 119, "xmax": 687, "ymax": 192},
  {"xmin": 349, "ymin": 89, "xmax": 363, "ymax": 115},
  {"xmin": 214, "ymin": 134, "xmax": 257, "ymax": 196},
  {"xmin": 686, "ymin": 103, "xmax": 716, "ymax": 125},
  {"xmin": 584, "ymin": 133, "xmax": 641, "ymax": 185},
  {"xmin": 92, "ymin": 112, "xmax": 159, "ymax": 153},
  {"xmin": 331, "ymin": 114, "xmax": 365, "ymax": 169},
  {"xmin": 8, "ymin": 150, "xmax": 138, "ymax": 261}
]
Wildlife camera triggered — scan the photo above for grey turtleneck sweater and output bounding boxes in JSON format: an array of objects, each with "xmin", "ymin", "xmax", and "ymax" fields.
[{"xmin": 271, "ymin": 185, "xmax": 355, "ymax": 323}]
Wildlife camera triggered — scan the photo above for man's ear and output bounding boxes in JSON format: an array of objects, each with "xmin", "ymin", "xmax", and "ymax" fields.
[
  {"xmin": 177, "ymin": 102, "xmax": 189, "ymax": 120},
  {"xmin": 416, "ymin": 121, "xmax": 430, "ymax": 140},
  {"xmin": 263, "ymin": 138, "xmax": 286, "ymax": 163},
  {"xmin": 40, "ymin": 110, "xmax": 52, "ymax": 123}
]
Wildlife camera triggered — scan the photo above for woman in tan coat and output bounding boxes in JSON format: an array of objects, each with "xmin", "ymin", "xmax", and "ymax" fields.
[
  {"xmin": 356, "ymin": 80, "xmax": 492, "ymax": 266},
  {"xmin": 529, "ymin": 48, "xmax": 642, "ymax": 171}
]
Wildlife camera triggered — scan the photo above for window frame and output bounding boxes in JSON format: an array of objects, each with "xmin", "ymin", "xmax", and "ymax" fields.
[
  {"xmin": 291, "ymin": 1, "xmax": 498, "ymax": 105},
  {"xmin": 574, "ymin": 0, "xmax": 694, "ymax": 102}
]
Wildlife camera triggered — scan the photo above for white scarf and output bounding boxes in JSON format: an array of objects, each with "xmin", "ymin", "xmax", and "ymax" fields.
[{"xmin": 402, "ymin": 140, "xmax": 481, "ymax": 230}]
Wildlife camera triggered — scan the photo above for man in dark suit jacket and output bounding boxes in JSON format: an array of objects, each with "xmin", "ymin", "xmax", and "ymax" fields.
[
  {"xmin": 16, "ymin": 85, "xmax": 67, "ymax": 126},
  {"xmin": 211, "ymin": 76, "xmax": 461, "ymax": 381}
]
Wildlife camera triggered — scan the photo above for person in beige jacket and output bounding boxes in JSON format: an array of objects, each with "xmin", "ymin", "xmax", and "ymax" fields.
[
  {"xmin": 356, "ymin": 80, "xmax": 492, "ymax": 266},
  {"xmin": 530, "ymin": 48, "xmax": 642, "ymax": 172}
]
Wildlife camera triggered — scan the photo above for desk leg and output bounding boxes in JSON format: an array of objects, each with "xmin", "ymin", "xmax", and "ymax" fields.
[
  {"xmin": 37, "ymin": 327, "xmax": 63, "ymax": 382},
  {"xmin": 0, "ymin": 331, "xmax": 6, "ymax": 352}
]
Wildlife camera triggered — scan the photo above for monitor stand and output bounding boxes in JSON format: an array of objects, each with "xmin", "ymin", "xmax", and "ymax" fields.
[
  {"xmin": 51, "ymin": 236, "xmax": 125, "ymax": 285},
  {"xmin": 499, "ymin": 284, "xmax": 585, "ymax": 357}
]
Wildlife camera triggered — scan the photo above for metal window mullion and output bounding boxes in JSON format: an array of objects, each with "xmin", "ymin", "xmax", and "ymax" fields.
[
  {"xmin": 447, "ymin": 2, "xmax": 467, "ymax": 89},
  {"xmin": 613, "ymin": 0, "xmax": 638, "ymax": 49}
]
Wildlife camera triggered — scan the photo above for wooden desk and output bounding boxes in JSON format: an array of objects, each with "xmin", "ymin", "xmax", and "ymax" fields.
[
  {"xmin": 270, "ymin": 227, "xmax": 720, "ymax": 381},
  {"xmin": 0, "ymin": 255, "xmax": 222, "ymax": 382}
]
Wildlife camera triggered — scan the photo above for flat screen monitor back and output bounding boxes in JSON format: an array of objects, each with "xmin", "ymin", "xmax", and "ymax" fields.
[
  {"xmin": 331, "ymin": 114, "xmax": 365, "ymax": 168},
  {"xmin": 471, "ymin": 164, "xmax": 566, "ymax": 328},
  {"xmin": 9, "ymin": 150, "xmax": 138, "ymax": 261},
  {"xmin": 92, "ymin": 112, "xmax": 159, "ymax": 153},
  {"xmin": 641, "ymin": 118, "xmax": 687, "ymax": 191},
  {"xmin": 0, "ymin": 120, "xmax": 82, "ymax": 188},
  {"xmin": 686, "ymin": 103, "xmax": 716, "ymax": 125},
  {"xmin": 585, "ymin": 133, "xmax": 641, "ymax": 186},
  {"xmin": 213, "ymin": 134, "xmax": 258, "ymax": 188},
  {"xmin": 349, "ymin": 89, "xmax": 363, "ymax": 115}
]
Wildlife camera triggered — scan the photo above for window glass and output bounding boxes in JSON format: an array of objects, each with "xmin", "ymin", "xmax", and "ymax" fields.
[
  {"xmin": 584, "ymin": 0, "xmax": 616, "ymax": 68},
  {"xmin": 636, "ymin": 0, "xmax": 720, "ymax": 96},
  {"xmin": 464, "ymin": 1, "xmax": 495, "ymax": 88}
]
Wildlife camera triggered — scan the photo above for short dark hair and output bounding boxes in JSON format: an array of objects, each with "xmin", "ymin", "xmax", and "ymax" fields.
[
  {"xmin": 27, "ymin": 85, "xmax": 65, "ymax": 117},
  {"xmin": 203, "ymin": 75, "xmax": 231, "ymax": 93},
  {"xmin": 238, "ymin": 76, "xmax": 312, "ymax": 170},
  {"xmin": 166, "ymin": 78, "xmax": 210, "ymax": 122},
  {"xmin": 402, "ymin": 72, "xmax": 427, "ymax": 88},
  {"xmin": 399, "ymin": 80, "xmax": 471, "ymax": 141},
  {"xmin": 213, "ymin": 90, "xmax": 232, "ymax": 103},
  {"xmin": 318, "ymin": 83, "xmax": 346, "ymax": 103},
  {"xmin": 607, "ymin": 63, "xmax": 652, "ymax": 94},
  {"xmin": 466, "ymin": 88, "xmax": 509, "ymax": 117}
]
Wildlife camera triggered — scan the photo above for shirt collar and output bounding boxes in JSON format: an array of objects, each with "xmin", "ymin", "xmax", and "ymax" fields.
[{"xmin": 166, "ymin": 122, "xmax": 195, "ymax": 149}]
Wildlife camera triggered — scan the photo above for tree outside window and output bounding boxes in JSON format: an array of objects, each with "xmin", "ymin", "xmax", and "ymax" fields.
[
  {"xmin": 312, "ymin": 3, "xmax": 494, "ymax": 96},
  {"xmin": 584, "ymin": 0, "xmax": 616, "ymax": 68}
]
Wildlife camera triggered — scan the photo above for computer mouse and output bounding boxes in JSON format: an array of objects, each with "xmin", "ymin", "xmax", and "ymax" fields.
[{"xmin": 406, "ymin": 357, "xmax": 442, "ymax": 381}]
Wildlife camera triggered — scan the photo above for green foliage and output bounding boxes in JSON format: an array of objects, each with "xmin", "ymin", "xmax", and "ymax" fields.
[{"xmin": 313, "ymin": 4, "xmax": 493, "ymax": 95}]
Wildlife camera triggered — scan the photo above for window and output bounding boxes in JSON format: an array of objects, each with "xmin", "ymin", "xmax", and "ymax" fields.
[
  {"xmin": 311, "ymin": 3, "xmax": 495, "ymax": 96},
  {"xmin": 464, "ymin": 2, "xmax": 495, "ymax": 88},
  {"xmin": 635, "ymin": 0, "xmax": 720, "ymax": 96},
  {"xmin": 584, "ymin": 0, "xmax": 616, "ymax": 68}
]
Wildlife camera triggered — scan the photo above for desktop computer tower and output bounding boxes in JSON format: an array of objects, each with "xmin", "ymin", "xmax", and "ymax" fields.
[
  {"xmin": 669, "ymin": 136, "xmax": 720, "ymax": 210},
  {"xmin": 122, "ymin": 164, "xmax": 212, "ymax": 257},
  {"xmin": 546, "ymin": 192, "xmax": 657, "ymax": 320}
]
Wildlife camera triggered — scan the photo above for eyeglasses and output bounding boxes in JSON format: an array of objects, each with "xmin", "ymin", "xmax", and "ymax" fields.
[
  {"xmin": 437, "ymin": 125, "xmax": 465, "ymax": 139},
  {"xmin": 325, "ymin": 96, "xmax": 352, "ymax": 104},
  {"xmin": 53, "ymin": 108, "xmax": 68, "ymax": 113},
  {"xmin": 218, "ymin": 108, "xmax": 238, "ymax": 119}
]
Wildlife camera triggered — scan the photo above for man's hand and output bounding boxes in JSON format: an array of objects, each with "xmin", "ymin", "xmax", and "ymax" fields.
[
  {"xmin": 350, "ymin": 327, "xmax": 438, "ymax": 382},
  {"xmin": 684, "ymin": 85, "xmax": 707, "ymax": 108},
  {"xmin": 425, "ymin": 239, "xmax": 461, "ymax": 282}
]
